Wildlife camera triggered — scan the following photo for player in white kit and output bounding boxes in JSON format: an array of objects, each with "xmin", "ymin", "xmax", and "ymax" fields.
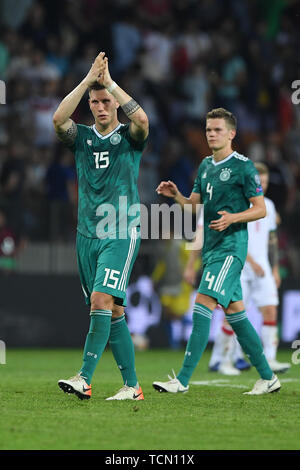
[{"xmin": 209, "ymin": 163, "xmax": 291, "ymax": 374}]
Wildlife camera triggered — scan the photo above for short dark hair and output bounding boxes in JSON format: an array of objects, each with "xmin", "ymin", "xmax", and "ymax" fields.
[
  {"xmin": 206, "ymin": 108, "xmax": 237, "ymax": 130},
  {"xmin": 88, "ymin": 83, "xmax": 106, "ymax": 96}
]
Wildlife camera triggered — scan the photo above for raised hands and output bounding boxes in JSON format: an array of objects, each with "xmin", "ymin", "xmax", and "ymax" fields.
[
  {"xmin": 84, "ymin": 52, "xmax": 107, "ymax": 87},
  {"xmin": 96, "ymin": 56, "xmax": 113, "ymax": 89}
]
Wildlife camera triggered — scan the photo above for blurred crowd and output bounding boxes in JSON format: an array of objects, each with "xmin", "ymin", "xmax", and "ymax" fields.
[{"xmin": 0, "ymin": 0, "xmax": 300, "ymax": 278}]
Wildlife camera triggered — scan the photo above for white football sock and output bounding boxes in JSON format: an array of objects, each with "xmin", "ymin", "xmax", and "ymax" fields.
[
  {"xmin": 210, "ymin": 327, "xmax": 234, "ymax": 367},
  {"xmin": 261, "ymin": 325, "xmax": 278, "ymax": 361}
]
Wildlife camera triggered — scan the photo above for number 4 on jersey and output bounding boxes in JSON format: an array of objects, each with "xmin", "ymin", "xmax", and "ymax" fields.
[{"xmin": 206, "ymin": 182, "xmax": 213, "ymax": 200}]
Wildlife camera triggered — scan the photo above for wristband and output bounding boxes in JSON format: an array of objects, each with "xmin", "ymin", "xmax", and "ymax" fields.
[{"xmin": 107, "ymin": 81, "xmax": 118, "ymax": 93}]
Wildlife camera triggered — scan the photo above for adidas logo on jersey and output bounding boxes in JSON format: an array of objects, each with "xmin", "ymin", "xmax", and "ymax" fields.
[
  {"xmin": 221, "ymin": 289, "xmax": 226, "ymax": 296},
  {"xmin": 87, "ymin": 140, "xmax": 92, "ymax": 146}
]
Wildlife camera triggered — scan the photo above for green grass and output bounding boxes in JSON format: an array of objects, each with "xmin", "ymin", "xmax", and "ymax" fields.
[{"xmin": 0, "ymin": 348, "xmax": 300, "ymax": 450}]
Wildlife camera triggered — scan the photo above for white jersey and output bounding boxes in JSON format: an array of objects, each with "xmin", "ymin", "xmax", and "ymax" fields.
[
  {"xmin": 241, "ymin": 197, "xmax": 279, "ymax": 307},
  {"xmin": 247, "ymin": 197, "xmax": 276, "ymax": 265}
]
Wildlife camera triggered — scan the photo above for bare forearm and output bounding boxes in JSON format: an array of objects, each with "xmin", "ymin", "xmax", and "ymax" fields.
[
  {"xmin": 174, "ymin": 192, "xmax": 198, "ymax": 213},
  {"xmin": 53, "ymin": 80, "xmax": 88, "ymax": 126},
  {"xmin": 108, "ymin": 83, "xmax": 148, "ymax": 131},
  {"xmin": 231, "ymin": 205, "xmax": 266, "ymax": 224}
]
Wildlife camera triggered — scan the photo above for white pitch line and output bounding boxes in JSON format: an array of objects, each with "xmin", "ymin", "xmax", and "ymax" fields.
[
  {"xmin": 190, "ymin": 378, "xmax": 300, "ymax": 389},
  {"xmin": 190, "ymin": 380, "xmax": 248, "ymax": 389}
]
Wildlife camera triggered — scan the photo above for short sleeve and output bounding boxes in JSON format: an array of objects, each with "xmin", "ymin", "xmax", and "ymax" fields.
[
  {"xmin": 192, "ymin": 174, "xmax": 201, "ymax": 194},
  {"xmin": 243, "ymin": 161, "xmax": 264, "ymax": 199},
  {"xmin": 192, "ymin": 163, "xmax": 204, "ymax": 194},
  {"xmin": 68, "ymin": 123, "xmax": 86, "ymax": 153},
  {"xmin": 125, "ymin": 124, "xmax": 148, "ymax": 152}
]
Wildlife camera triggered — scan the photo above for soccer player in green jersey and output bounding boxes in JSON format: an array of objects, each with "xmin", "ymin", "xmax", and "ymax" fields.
[
  {"xmin": 153, "ymin": 108, "xmax": 281, "ymax": 395},
  {"xmin": 54, "ymin": 52, "xmax": 149, "ymax": 400}
]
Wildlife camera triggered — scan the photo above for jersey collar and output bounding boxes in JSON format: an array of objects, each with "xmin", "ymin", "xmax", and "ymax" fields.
[
  {"xmin": 92, "ymin": 123, "xmax": 123, "ymax": 140},
  {"xmin": 211, "ymin": 151, "xmax": 235, "ymax": 166}
]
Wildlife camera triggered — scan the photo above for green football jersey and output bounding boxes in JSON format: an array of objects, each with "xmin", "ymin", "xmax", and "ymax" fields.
[
  {"xmin": 192, "ymin": 151, "xmax": 263, "ymax": 265},
  {"xmin": 69, "ymin": 122, "xmax": 147, "ymax": 238}
]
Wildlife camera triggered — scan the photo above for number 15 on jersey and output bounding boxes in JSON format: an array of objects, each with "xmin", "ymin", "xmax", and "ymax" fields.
[{"xmin": 94, "ymin": 151, "xmax": 109, "ymax": 169}]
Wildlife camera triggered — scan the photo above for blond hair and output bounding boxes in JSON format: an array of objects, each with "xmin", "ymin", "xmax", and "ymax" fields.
[{"xmin": 254, "ymin": 162, "xmax": 269, "ymax": 175}]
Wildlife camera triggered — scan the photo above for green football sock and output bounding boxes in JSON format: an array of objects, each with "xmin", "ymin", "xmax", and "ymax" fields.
[
  {"xmin": 80, "ymin": 309, "xmax": 112, "ymax": 385},
  {"xmin": 109, "ymin": 314, "xmax": 138, "ymax": 388},
  {"xmin": 225, "ymin": 311, "xmax": 273, "ymax": 380},
  {"xmin": 177, "ymin": 303, "xmax": 213, "ymax": 387}
]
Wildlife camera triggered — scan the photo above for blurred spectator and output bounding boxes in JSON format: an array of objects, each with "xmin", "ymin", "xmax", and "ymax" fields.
[
  {"xmin": 265, "ymin": 132, "xmax": 296, "ymax": 215},
  {"xmin": 181, "ymin": 62, "xmax": 211, "ymax": 121},
  {"xmin": 213, "ymin": 40, "xmax": 247, "ymax": 113},
  {"xmin": 45, "ymin": 35, "xmax": 72, "ymax": 77},
  {"xmin": 140, "ymin": 24, "xmax": 175, "ymax": 85},
  {"xmin": 20, "ymin": 48, "xmax": 60, "ymax": 84},
  {"xmin": 19, "ymin": 1, "xmax": 50, "ymax": 49},
  {"xmin": 160, "ymin": 137, "xmax": 195, "ymax": 197},
  {"xmin": 0, "ymin": 141, "xmax": 26, "ymax": 235},
  {"xmin": 45, "ymin": 146, "xmax": 77, "ymax": 242},
  {"xmin": 30, "ymin": 79, "xmax": 60, "ymax": 147},
  {"xmin": 111, "ymin": 12, "xmax": 142, "ymax": 78},
  {"xmin": 0, "ymin": 0, "xmax": 298, "ymax": 278},
  {"xmin": 178, "ymin": 20, "xmax": 212, "ymax": 64},
  {"xmin": 138, "ymin": 142, "xmax": 160, "ymax": 206},
  {"xmin": 0, "ymin": 208, "xmax": 21, "ymax": 272}
]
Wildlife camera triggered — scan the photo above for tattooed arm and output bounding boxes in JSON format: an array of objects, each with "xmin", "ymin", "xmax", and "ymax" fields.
[
  {"xmin": 98, "ymin": 56, "xmax": 149, "ymax": 142},
  {"xmin": 54, "ymin": 119, "xmax": 78, "ymax": 146}
]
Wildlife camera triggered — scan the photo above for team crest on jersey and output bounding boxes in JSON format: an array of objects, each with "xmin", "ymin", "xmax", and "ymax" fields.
[
  {"xmin": 87, "ymin": 140, "xmax": 92, "ymax": 146},
  {"xmin": 110, "ymin": 133, "xmax": 121, "ymax": 145},
  {"xmin": 219, "ymin": 168, "xmax": 232, "ymax": 182}
]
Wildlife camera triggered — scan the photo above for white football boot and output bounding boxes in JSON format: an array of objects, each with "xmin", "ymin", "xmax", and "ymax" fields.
[
  {"xmin": 106, "ymin": 385, "xmax": 144, "ymax": 401},
  {"xmin": 243, "ymin": 374, "xmax": 280, "ymax": 395},
  {"xmin": 153, "ymin": 370, "xmax": 189, "ymax": 393},
  {"xmin": 58, "ymin": 373, "xmax": 92, "ymax": 400}
]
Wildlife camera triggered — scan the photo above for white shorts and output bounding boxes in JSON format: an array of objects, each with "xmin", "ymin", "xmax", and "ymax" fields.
[{"xmin": 241, "ymin": 263, "xmax": 279, "ymax": 308}]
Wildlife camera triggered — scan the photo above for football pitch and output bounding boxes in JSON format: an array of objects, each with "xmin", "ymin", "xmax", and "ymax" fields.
[{"xmin": 1, "ymin": 348, "xmax": 300, "ymax": 451}]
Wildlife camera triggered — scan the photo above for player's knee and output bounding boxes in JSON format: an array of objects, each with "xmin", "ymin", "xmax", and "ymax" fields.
[
  {"xmin": 90, "ymin": 292, "xmax": 114, "ymax": 312},
  {"xmin": 111, "ymin": 304, "xmax": 124, "ymax": 319}
]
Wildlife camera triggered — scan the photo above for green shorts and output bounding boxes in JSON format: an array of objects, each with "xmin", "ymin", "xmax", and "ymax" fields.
[
  {"xmin": 197, "ymin": 255, "xmax": 243, "ymax": 308},
  {"xmin": 76, "ymin": 227, "xmax": 141, "ymax": 307}
]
